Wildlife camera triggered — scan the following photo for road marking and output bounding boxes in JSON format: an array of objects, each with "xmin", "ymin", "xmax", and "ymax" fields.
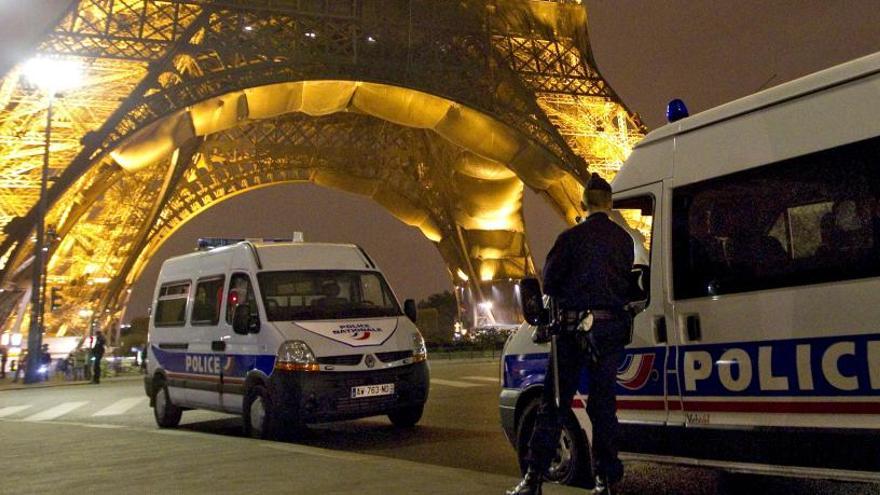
[
  {"xmin": 0, "ymin": 405, "xmax": 32, "ymax": 418},
  {"xmin": 431, "ymin": 378, "xmax": 484, "ymax": 388},
  {"xmin": 461, "ymin": 376, "xmax": 500, "ymax": 383},
  {"xmin": 24, "ymin": 401, "xmax": 88, "ymax": 421},
  {"xmin": 93, "ymin": 397, "xmax": 146, "ymax": 417}
]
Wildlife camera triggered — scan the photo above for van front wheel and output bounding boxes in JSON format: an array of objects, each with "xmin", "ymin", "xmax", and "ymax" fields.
[
  {"xmin": 243, "ymin": 384, "xmax": 273, "ymax": 439},
  {"xmin": 153, "ymin": 380, "xmax": 182, "ymax": 428},
  {"xmin": 388, "ymin": 404, "xmax": 424, "ymax": 427},
  {"xmin": 516, "ymin": 397, "xmax": 591, "ymax": 487}
]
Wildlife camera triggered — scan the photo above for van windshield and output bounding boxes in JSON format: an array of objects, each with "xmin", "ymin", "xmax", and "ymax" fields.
[{"xmin": 256, "ymin": 270, "xmax": 402, "ymax": 321}]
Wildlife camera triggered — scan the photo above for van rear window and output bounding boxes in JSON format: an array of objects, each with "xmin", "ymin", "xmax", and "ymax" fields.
[
  {"xmin": 672, "ymin": 134, "xmax": 880, "ymax": 299},
  {"xmin": 257, "ymin": 270, "xmax": 401, "ymax": 321},
  {"xmin": 155, "ymin": 281, "xmax": 190, "ymax": 327}
]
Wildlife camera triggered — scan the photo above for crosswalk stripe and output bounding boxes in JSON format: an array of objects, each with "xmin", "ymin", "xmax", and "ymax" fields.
[
  {"xmin": 93, "ymin": 397, "xmax": 146, "ymax": 417},
  {"xmin": 0, "ymin": 405, "xmax": 32, "ymax": 418},
  {"xmin": 23, "ymin": 401, "xmax": 88, "ymax": 421},
  {"xmin": 431, "ymin": 378, "xmax": 484, "ymax": 388},
  {"xmin": 461, "ymin": 376, "xmax": 500, "ymax": 383}
]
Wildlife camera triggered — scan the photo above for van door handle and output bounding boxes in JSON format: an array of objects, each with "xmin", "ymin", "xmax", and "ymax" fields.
[
  {"xmin": 685, "ymin": 314, "xmax": 702, "ymax": 341},
  {"xmin": 211, "ymin": 340, "xmax": 226, "ymax": 352},
  {"xmin": 654, "ymin": 316, "xmax": 668, "ymax": 344}
]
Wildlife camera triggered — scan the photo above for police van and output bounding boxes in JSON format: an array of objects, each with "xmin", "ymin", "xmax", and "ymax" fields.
[
  {"xmin": 501, "ymin": 51, "xmax": 880, "ymax": 485},
  {"xmin": 144, "ymin": 239, "xmax": 429, "ymax": 438}
]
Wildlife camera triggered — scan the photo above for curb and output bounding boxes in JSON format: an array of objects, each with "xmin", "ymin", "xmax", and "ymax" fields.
[{"xmin": 0, "ymin": 374, "xmax": 143, "ymax": 392}]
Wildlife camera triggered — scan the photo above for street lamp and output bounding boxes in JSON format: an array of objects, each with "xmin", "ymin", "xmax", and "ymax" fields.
[{"xmin": 22, "ymin": 56, "xmax": 83, "ymax": 384}]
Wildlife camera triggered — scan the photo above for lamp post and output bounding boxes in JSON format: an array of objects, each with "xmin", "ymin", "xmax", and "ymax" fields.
[{"xmin": 22, "ymin": 57, "xmax": 82, "ymax": 384}]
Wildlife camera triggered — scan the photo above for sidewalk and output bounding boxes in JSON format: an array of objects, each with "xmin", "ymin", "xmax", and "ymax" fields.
[
  {"xmin": 0, "ymin": 372, "xmax": 142, "ymax": 392},
  {"xmin": 1, "ymin": 419, "xmax": 584, "ymax": 495}
]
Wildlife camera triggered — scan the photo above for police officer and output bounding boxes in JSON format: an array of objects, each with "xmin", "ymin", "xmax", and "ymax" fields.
[
  {"xmin": 91, "ymin": 330, "xmax": 106, "ymax": 384},
  {"xmin": 506, "ymin": 173, "xmax": 634, "ymax": 495}
]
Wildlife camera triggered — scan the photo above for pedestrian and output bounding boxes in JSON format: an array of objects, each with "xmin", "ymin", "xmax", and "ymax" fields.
[
  {"xmin": 40, "ymin": 343, "xmax": 52, "ymax": 381},
  {"xmin": 12, "ymin": 352, "xmax": 24, "ymax": 383},
  {"xmin": 506, "ymin": 173, "xmax": 635, "ymax": 495},
  {"xmin": 0, "ymin": 344, "xmax": 7, "ymax": 379},
  {"xmin": 91, "ymin": 330, "xmax": 106, "ymax": 384}
]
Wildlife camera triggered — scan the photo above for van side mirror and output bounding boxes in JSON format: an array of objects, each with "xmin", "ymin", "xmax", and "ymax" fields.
[
  {"xmin": 629, "ymin": 265, "xmax": 650, "ymax": 303},
  {"xmin": 232, "ymin": 305, "xmax": 259, "ymax": 335},
  {"xmin": 404, "ymin": 299, "xmax": 418, "ymax": 323},
  {"xmin": 519, "ymin": 278, "xmax": 549, "ymax": 326}
]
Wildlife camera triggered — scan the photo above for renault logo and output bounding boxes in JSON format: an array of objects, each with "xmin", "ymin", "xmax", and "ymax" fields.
[{"xmin": 364, "ymin": 354, "xmax": 376, "ymax": 368}]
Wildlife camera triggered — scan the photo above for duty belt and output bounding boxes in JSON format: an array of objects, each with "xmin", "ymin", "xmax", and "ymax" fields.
[{"xmin": 558, "ymin": 308, "xmax": 623, "ymax": 333}]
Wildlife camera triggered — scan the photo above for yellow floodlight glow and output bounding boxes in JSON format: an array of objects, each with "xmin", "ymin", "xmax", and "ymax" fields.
[
  {"xmin": 480, "ymin": 263, "xmax": 496, "ymax": 282},
  {"xmin": 22, "ymin": 57, "xmax": 84, "ymax": 93},
  {"xmin": 78, "ymin": 309, "xmax": 94, "ymax": 318}
]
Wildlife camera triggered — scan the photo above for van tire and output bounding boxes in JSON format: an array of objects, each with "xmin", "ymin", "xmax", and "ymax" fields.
[
  {"xmin": 388, "ymin": 404, "xmax": 424, "ymax": 427},
  {"xmin": 243, "ymin": 384, "xmax": 274, "ymax": 439},
  {"xmin": 153, "ymin": 380, "xmax": 182, "ymax": 428},
  {"xmin": 516, "ymin": 396, "xmax": 591, "ymax": 488}
]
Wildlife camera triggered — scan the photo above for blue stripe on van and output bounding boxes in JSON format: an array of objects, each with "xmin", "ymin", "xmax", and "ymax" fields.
[
  {"xmin": 151, "ymin": 345, "xmax": 276, "ymax": 378},
  {"xmin": 503, "ymin": 333, "xmax": 880, "ymax": 398},
  {"xmin": 503, "ymin": 346, "xmax": 668, "ymax": 397}
]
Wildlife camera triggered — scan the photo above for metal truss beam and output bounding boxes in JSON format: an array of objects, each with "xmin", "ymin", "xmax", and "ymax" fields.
[{"xmin": 0, "ymin": 1, "xmax": 644, "ymax": 337}]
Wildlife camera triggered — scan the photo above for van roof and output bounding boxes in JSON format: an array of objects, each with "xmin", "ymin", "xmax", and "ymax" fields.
[
  {"xmin": 160, "ymin": 241, "xmax": 377, "ymax": 273},
  {"xmin": 635, "ymin": 50, "xmax": 880, "ymax": 148}
]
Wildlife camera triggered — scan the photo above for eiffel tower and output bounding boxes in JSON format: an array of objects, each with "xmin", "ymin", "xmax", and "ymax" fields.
[{"xmin": 0, "ymin": 0, "xmax": 643, "ymax": 339}]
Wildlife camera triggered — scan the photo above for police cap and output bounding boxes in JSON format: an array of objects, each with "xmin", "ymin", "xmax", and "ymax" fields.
[
  {"xmin": 585, "ymin": 172, "xmax": 612, "ymax": 193},
  {"xmin": 582, "ymin": 173, "xmax": 612, "ymax": 209}
]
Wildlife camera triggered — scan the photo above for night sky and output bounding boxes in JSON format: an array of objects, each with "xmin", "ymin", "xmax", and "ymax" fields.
[{"xmin": 1, "ymin": 1, "xmax": 879, "ymax": 321}]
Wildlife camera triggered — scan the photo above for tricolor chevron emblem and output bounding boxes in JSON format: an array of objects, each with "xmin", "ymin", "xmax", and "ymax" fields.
[{"xmin": 616, "ymin": 353, "xmax": 657, "ymax": 391}]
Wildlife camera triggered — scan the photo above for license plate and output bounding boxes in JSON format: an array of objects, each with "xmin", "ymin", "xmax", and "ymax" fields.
[{"xmin": 351, "ymin": 383, "xmax": 394, "ymax": 399}]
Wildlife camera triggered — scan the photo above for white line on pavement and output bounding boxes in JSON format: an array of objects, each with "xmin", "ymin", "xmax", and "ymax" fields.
[
  {"xmin": 23, "ymin": 401, "xmax": 89, "ymax": 422},
  {"xmin": 461, "ymin": 376, "xmax": 500, "ymax": 383},
  {"xmin": 93, "ymin": 397, "xmax": 146, "ymax": 417},
  {"xmin": 430, "ymin": 378, "xmax": 484, "ymax": 388},
  {"xmin": 0, "ymin": 405, "xmax": 32, "ymax": 418}
]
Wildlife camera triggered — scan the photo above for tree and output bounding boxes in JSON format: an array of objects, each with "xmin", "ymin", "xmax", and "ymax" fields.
[
  {"xmin": 120, "ymin": 316, "xmax": 149, "ymax": 352},
  {"xmin": 417, "ymin": 291, "xmax": 457, "ymax": 345}
]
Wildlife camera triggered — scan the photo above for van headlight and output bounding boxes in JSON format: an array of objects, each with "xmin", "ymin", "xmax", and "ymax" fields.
[
  {"xmin": 275, "ymin": 340, "xmax": 319, "ymax": 372},
  {"xmin": 412, "ymin": 333, "xmax": 427, "ymax": 363}
]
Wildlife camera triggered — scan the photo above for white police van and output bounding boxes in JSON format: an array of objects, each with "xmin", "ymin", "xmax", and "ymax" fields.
[
  {"xmin": 501, "ymin": 51, "xmax": 880, "ymax": 485},
  {"xmin": 144, "ymin": 239, "xmax": 429, "ymax": 438}
]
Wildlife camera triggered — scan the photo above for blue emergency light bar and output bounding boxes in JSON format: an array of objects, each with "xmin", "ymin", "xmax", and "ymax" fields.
[
  {"xmin": 666, "ymin": 98, "xmax": 689, "ymax": 123},
  {"xmin": 196, "ymin": 237, "xmax": 296, "ymax": 251}
]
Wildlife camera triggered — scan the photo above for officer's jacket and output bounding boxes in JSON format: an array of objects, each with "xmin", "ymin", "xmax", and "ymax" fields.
[{"xmin": 543, "ymin": 212, "xmax": 634, "ymax": 311}]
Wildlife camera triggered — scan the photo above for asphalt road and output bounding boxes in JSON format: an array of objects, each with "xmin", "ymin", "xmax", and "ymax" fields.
[{"xmin": 0, "ymin": 359, "xmax": 877, "ymax": 494}]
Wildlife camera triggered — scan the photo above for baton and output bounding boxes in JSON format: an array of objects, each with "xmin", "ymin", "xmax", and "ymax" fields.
[{"xmin": 551, "ymin": 333, "xmax": 561, "ymax": 409}]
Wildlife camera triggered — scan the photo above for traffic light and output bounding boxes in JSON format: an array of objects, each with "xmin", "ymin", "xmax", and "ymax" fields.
[{"xmin": 50, "ymin": 287, "xmax": 63, "ymax": 312}]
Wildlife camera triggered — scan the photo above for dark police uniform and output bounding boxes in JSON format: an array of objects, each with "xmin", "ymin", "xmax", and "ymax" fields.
[
  {"xmin": 92, "ymin": 332, "xmax": 106, "ymax": 384},
  {"xmin": 513, "ymin": 176, "xmax": 634, "ymax": 494}
]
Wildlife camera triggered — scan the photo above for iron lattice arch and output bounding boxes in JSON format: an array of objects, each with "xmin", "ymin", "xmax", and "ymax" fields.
[{"xmin": 0, "ymin": 0, "xmax": 643, "ymax": 337}]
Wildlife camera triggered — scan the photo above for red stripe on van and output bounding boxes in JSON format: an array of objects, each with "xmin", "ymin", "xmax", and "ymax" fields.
[{"xmin": 681, "ymin": 400, "xmax": 880, "ymax": 415}]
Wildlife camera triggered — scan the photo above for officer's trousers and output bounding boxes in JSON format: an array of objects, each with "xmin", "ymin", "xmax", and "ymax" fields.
[{"xmin": 524, "ymin": 318, "xmax": 628, "ymax": 484}]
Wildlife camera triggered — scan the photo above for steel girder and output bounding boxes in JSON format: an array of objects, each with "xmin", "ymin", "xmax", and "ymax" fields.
[{"xmin": 0, "ymin": 0, "xmax": 643, "ymax": 336}]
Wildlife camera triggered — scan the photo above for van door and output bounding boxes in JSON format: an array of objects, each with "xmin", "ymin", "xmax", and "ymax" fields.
[
  {"xmin": 219, "ymin": 272, "xmax": 262, "ymax": 413},
  {"xmin": 152, "ymin": 280, "xmax": 191, "ymax": 405},
  {"xmin": 669, "ymin": 136, "xmax": 880, "ymax": 432},
  {"xmin": 185, "ymin": 275, "xmax": 226, "ymax": 410},
  {"xmin": 611, "ymin": 182, "xmax": 672, "ymax": 426}
]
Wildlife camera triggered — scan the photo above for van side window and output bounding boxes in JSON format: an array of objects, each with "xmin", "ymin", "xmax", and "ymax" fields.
[
  {"xmin": 191, "ymin": 276, "xmax": 224, "ymax": 326},
  {"xmin": 672, "ymin": 134, "xmax": 880, "ymax": 299},
  {"xmin": 613, "ymin": 195, "xmax": 655, "ymax": 266},
  {"xmin": 226, "ymin": 273, "xmax": 258, "ymax": 324},
  {"xmin": 155, "ymin": 281, "xmax": 190, "ymax": 327}
]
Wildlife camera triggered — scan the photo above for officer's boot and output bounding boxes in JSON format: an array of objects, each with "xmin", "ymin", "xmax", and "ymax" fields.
[
  {"xmin": 505, "ymin": 468, "xmax": 542, "ymax": 495},
  {"xmin": 592, "ymin": 475, "xmax": 617, "ymax": 495}
]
